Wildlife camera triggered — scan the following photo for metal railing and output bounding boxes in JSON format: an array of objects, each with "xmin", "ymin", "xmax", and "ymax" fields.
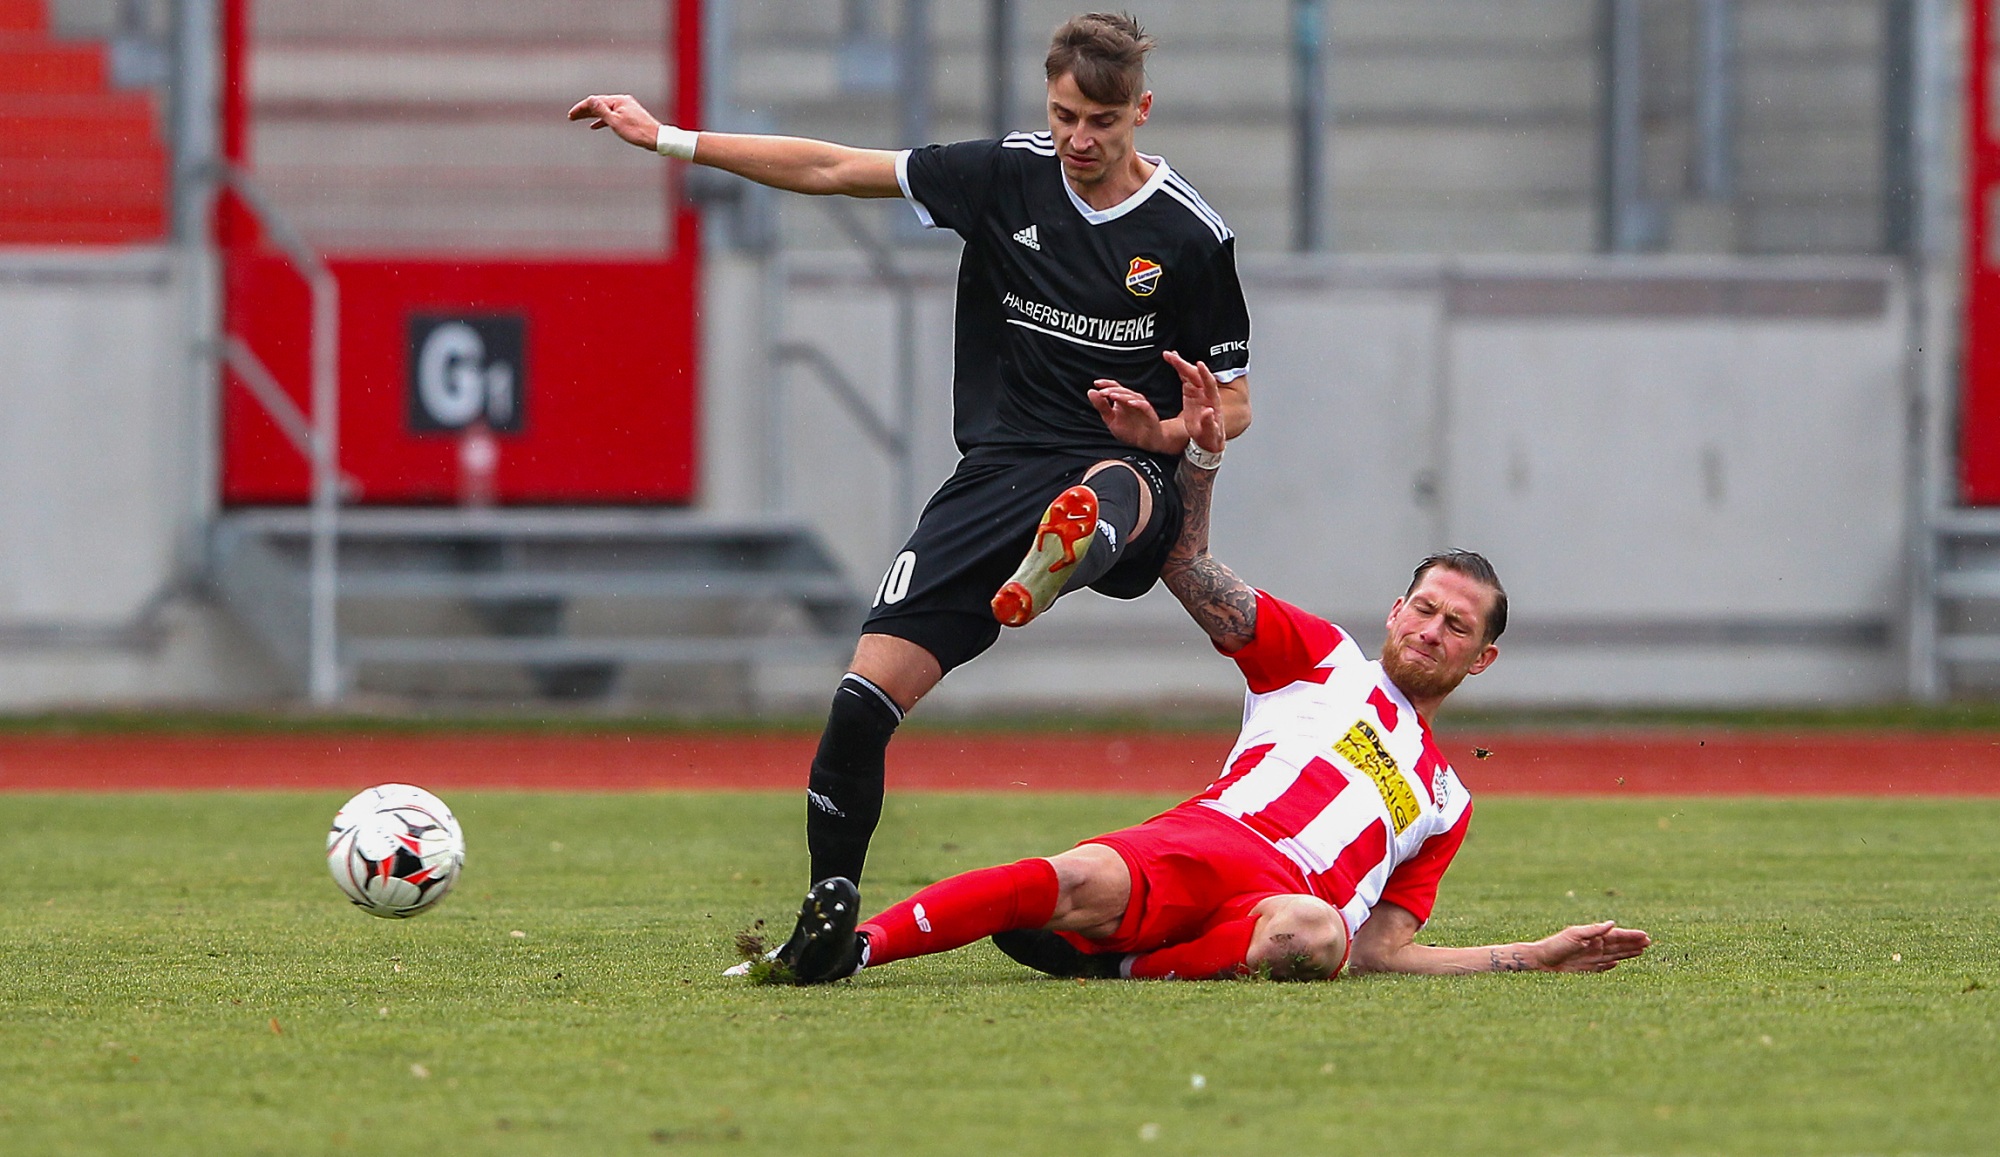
[
  {"xmin": 205, "ymin": 164, "xmax": 344, "ymax": 704},
  {"xmin": 770, "ymin": 198, "xmax": 921, "ymax": 541}
]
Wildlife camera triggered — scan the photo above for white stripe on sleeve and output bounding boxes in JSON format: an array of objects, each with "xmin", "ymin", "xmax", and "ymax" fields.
[{"xmin": 894, "ymin": 149, "xmax": 937, "ymax": 229}]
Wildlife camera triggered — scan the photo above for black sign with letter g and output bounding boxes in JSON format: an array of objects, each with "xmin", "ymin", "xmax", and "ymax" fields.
[{"xmin": 407, "ymin": 314, "xmax": 526, "ymax": 433}]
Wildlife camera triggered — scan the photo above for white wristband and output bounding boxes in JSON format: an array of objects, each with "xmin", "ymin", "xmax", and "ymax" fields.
[
  {"xmin": 655, "ymin": 124, "xmax": 699, "ymax": 161},
  {"xmin": 1183, "ymin": 441, "xmax": 1224, "ymax": 470}
]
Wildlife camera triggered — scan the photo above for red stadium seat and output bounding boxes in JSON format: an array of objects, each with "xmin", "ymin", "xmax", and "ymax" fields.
[
  {"xmin": 0, "ymin": 0, "xmax": 168, "ymax": 244},
  {"xmin": 0, "ymin": 0, "xmax": 42, "ymax": 33},
  {"xmin": 0, "ymin": 43, "xmax": 105, "ymax": 93}
]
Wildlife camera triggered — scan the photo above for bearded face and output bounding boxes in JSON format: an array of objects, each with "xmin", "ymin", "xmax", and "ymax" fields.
[
  {"xmin": 1379, "ymin": 637, "xmax": 1473, "ymax": 702},
  {"xmin": 1378, "ymin": 569, "xmax": 1500, "ymax": 709}
]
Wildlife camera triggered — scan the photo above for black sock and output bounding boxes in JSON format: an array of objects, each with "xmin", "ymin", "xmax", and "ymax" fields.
[
  {"xmin": 1062, "ymin": 466, "xmax": 1144, "ymax": 592},
  {"xmin": 805, "ymin": 673, "xmax": 903, "ymax": 885}
]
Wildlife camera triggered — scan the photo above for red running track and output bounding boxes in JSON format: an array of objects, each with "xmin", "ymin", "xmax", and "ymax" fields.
[{"xmin": 2, "ymin": 730, "xmax": 2000, "ymax": 796}]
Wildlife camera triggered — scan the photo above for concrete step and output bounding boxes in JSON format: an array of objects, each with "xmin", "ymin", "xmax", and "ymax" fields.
[
  {"xmin": 255, "ymin": 183, "xmax": 663, "ymax": 255},
  {"xmin": 345, "ymin": 635, "xmax": 845, "ymax": 666},
  {"xmin": 207, "ymin": 510, "xmax": 866, "ymax": 701},
  {"xmin": 335, "ymin": 569, "xmax": 855, "ymax": 602},
  {"xmin": 1739, "ymin": 0, "xmax": 1882, "ymax": 54},
  {"xmin": 248, "ymin": 45, "xmax": 664, "ymax": 109},
  {"xmin": 250, "ymin": 0, "xmax": 665, "ymax": 40},
  {"xmin": 249, "ymin": 120, "xmax": 652, "ymax": 168},
  {"xmin": 1327, "ymin": 0, "xmax": 1593, "ymax": 48}
]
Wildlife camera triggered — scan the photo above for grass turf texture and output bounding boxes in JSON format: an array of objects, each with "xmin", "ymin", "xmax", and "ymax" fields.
[{"xmin": 2, "ymin": 793, "xmax": 1996, "ymax": 1155}]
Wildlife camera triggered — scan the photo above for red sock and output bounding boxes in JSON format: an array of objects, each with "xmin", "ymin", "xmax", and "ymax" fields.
[
  {"xmin": 856, "ymin": 858, "xmax": 1059, "ymax": 968},
  {"xmin": 1127, "ymin": 915, "xmax": 1259, "ymax": 980}
]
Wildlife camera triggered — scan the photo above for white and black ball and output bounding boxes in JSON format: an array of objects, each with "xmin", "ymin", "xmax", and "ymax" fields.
[{"xmin": 326, "ymin": 784, "xmax": 465, "ymax": 918}]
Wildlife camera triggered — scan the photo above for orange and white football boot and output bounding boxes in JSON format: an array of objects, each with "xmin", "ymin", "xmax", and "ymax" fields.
[{"xmin": 990, "ymin": 484, "xmax": 1099, "ymax": 628}]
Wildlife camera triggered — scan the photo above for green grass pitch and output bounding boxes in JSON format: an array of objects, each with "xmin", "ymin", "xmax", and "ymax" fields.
[{"xmin": 2, "ymin": 791, "xmax": 1996, "ymax": 1155}]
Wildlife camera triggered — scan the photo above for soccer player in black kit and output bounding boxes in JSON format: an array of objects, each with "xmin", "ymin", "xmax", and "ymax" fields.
[{"xmin": 572, "ymin": 13, "xmax": 1253, "ymax": 946}]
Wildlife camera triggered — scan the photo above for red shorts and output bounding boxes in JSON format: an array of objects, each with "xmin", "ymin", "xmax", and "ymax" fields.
[{"xmin": 1060, "ymin": 804, "xmax": 1313, "ymax": 955}]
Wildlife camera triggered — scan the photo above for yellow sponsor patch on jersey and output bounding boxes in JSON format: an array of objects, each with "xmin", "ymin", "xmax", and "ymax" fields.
[{"xmin": 1334, "ymin": 719, "xmax": 1421, "ymax": 834}]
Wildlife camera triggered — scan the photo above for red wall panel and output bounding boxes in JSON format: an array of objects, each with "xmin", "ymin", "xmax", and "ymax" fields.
[
  {"xmin": 1964, "ymin": 0, "xmax": 2000, "ymax": 503},
  {"xmin": 221, "ymin": 257, "xmax": 700, "ymax": 505},
  {"xmin": 217, "ymin": 0, "xmax": 705, "ymax": 507}
]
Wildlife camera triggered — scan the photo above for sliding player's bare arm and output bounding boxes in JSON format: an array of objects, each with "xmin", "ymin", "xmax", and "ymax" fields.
[
  {"xmin": 567, "ymin": 94, "xmax": 902, "ymax": 198},
  {"xmin": 1141, "ymin": 350, "xmax": 1259, "ymax": 652},
  {"xmin": 1345, "ymin": 902, "xmax": 1652, "ymax": 976}
]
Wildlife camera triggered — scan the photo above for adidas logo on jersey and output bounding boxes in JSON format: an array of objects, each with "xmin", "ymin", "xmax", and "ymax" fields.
[{"xmin": 1012, "ymin": 224, "xmax": 1041, "ymax": 251}]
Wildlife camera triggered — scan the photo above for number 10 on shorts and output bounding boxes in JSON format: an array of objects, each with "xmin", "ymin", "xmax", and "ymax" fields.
[{"xmin": 875, "ymin": 552, "xmax": 917, "ymax": 607}]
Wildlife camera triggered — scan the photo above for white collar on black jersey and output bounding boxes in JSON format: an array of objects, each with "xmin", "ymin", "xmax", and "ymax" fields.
[{"xmin": 1062, "ymin": 152, "xmax": 1172, "ymax": 226}]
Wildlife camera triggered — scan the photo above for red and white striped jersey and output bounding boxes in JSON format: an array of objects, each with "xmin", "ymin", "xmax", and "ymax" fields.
[{"xmin": 1185, "ymin": 591, "xmax": 1473, "ymax": 932}]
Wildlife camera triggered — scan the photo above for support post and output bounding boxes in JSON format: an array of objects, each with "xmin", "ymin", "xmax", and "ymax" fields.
[
  {"xmin": 306, "ymin": 264, "xmax": 341, "ymax": 705},
  {"xmin": 987, "ymin": 0, "xmax": 1015, "ymax": 139},
  {"xmin": 898, "ymin": 0, "xmax": 931, "ymax": 149},
  {"xmin": 1291, "ymin": 0, "xmax": 1328, "ymax": 252},
  {"xmin": 170, "ymin": 0, "xmax": 224, "ymax": 570},
  {"xmin": 169, "ymin": 0, "xmax": 218, "ymax": 243},
  {"xmin": 1884, "ymin": 0, "xmax": 1919, "ymax": 255},
  {"xmin": 1692, "ymin": 0, "xmax": 1736, "ymax": 201},
  {"xmin": 1905, "ymin": 0, "xmax": 1951, "ymax": 700},
  {"xmin": 1596, "ymin": 0, "xmax": 1660, "ymax": 251}
]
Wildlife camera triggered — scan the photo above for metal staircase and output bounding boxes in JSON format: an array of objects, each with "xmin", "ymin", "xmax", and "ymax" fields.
[
  {"xmin": 1918, "ymin": 509, "xmax": 2000, "ymax": 695},
  {"xmin": 208, "ymin": 509, "xmax": 865, "ymax": 701}
]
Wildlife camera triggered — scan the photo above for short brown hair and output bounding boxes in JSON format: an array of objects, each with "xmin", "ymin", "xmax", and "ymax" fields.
[
  {"xmin": 1407, "ymin": 550, "xmax": 1508, "ymax": 643},
  {"xmin": 1045, "ymin": 12, "xmax": 1156, "ymax": 106}
]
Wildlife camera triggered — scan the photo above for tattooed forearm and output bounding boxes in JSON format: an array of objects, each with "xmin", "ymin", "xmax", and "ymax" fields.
[
  {"xmin": 1170, "ymin": 456, "xmax": 1218, "ymax": 564},
  {"xmin": 1488, "ymin": 948, "xmax": 1533, "ymax": 973},
  {"xmin": 1167, "ymin": 556, "xmax": 1259, "ymax": 650},
  {"xmin": 1165, "ymin": 456, "xmax": 1258, "ymax": 649}
]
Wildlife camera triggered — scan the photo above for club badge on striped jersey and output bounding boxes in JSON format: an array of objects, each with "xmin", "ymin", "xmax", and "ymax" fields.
[{"xmin": 1124, "ymin": 256, "xmax": 1163, "ymax": 297}]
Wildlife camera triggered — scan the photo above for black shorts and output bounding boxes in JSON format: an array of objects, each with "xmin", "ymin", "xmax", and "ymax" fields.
[{"xmin": 861, "ymin": 446, "xmax": 1183, "ymax": 674}]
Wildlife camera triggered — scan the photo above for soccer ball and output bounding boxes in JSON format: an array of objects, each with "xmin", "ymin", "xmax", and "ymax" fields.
[{"xmin": 326, "ymin": 784, "xmax": 466, "ymax": 918}]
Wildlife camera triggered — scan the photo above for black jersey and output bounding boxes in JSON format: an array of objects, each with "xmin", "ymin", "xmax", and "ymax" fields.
[{"xmin": 897, "ymin": 133, "xmax": 1251, "ymax": 464}]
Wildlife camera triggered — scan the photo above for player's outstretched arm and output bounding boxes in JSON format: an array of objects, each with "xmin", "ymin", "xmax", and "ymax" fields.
[
  {"xmin": 567, "ymin": 95, "xmax": 902, "ymax": 198},
  {"xmin": 1146, "ymin": 353, "xmax": 1259, "ymax": 652},
  {"xmin": 1346, "ymin": 903, "xmax": 1652, "ymax": 976}
]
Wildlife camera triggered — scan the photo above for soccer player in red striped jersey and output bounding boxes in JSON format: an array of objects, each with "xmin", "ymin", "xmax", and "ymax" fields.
[{"xmin": 761, "ymin": 354, "xmax": 1651, "ymax": 984}]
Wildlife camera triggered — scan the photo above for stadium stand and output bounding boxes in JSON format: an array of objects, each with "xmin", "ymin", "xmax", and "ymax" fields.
[
  {"xmin": 0, "ymin": 0, "xmax": 1942, "ymax": 708},
  {"xmin": 247, "ymin": 0, "xmax": 670, "ymax": 254},
  {"xmin": 735, "ymin": 0, "xmax": 1895, "ymax": 256},
  {"xmin": 0, "ymin": 0, "xmax": 167, "ymax": 244}
]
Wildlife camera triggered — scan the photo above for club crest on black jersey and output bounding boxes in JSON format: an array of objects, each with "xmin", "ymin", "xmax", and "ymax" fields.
[{"xmin": 1124, "ymin": 256, "xmax": 1163, "ymax": 297}]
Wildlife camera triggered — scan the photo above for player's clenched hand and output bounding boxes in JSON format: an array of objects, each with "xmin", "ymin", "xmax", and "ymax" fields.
[
  {"xmin": 1163, "ymin": 350, "xmax": 1224, "ymax": 454},
  {"xmin": 1089, "ymin": 381, "xmax": 1170, "ymax": 452},
  {"xmin": 567, "ymin": 94, "xmax": 663, "ymax": 151},
  {"xmin": 1531, "ymin": 920, "xmax": 1652, "ymax": 972}
]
